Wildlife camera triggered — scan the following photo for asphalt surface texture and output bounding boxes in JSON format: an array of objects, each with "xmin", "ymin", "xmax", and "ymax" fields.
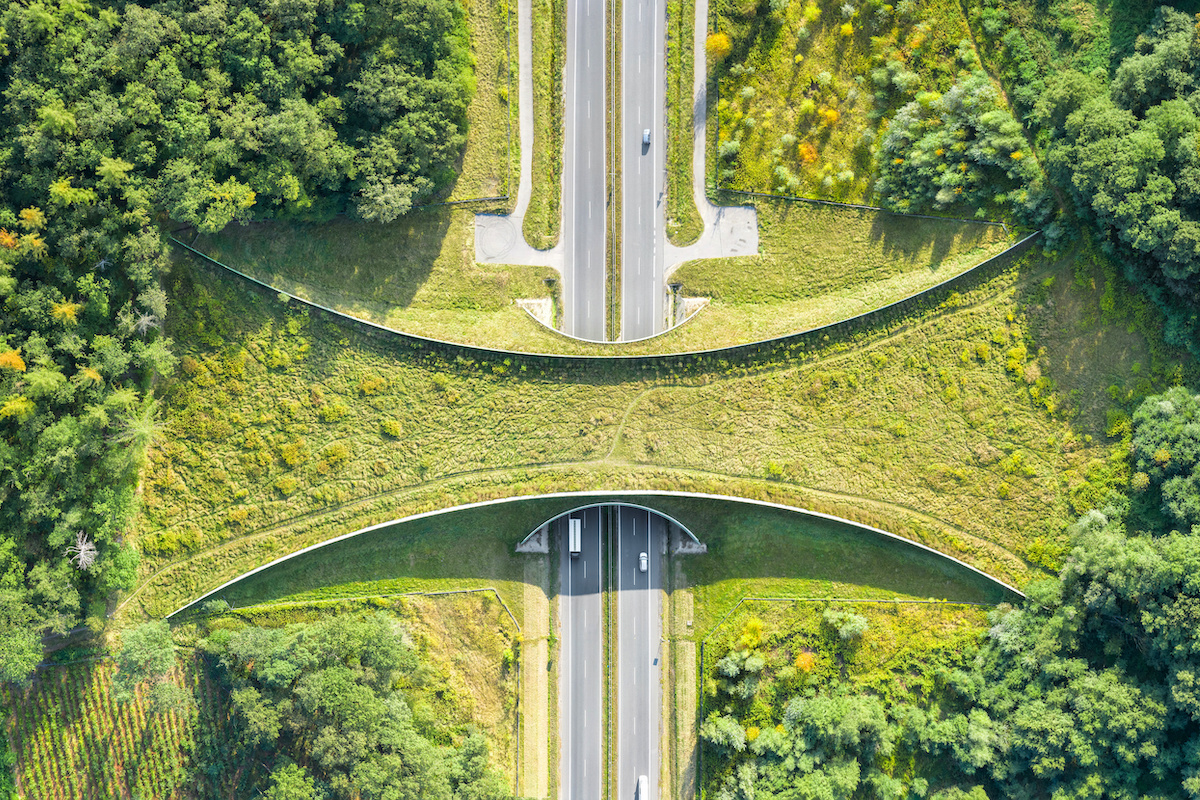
[
  {"xmin": 616, "ymin": 506, "xmax": 664, "ymax": 800},
  {"xmin": 620, "ymin": 0, "xmax": 666, "ymax": 340},
  {"xmin": 559, "ymin": 507, "xmax": 604, "ymax": 800},
  {"xmin": 563, "ymin": 0, "xmax": 608, "ymax": 340}
]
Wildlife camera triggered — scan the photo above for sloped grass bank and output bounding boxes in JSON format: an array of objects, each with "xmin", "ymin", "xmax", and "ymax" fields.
[{"xmin": 190, "ymin": 201, "xmax": 1011, "ymax": 355}]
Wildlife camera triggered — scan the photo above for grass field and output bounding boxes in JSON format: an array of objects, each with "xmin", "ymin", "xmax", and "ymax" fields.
[
  {"xmin": 3, "ymin": 661, "xmax": 197, "ymax": 799},
  {"xmin": 121, "ymin": 235, "xmax": 1182, "ymax": 621},
  {"xmin": 713, "ymin": 0, "xmax": 982, "ymax": 201}
]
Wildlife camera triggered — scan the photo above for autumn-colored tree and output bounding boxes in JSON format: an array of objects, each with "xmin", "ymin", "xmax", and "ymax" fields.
[
  {"xmin": 706, "ymin": 32, "xmax": 733, "ymax": 63},
  {"xmin": 0, "ymin": 350, "xmax": 26, "ymax": 372}
]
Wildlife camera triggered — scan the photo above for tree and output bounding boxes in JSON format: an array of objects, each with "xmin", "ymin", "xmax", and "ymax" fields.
[
  {"xmin": 706, "ymin": 32, "xmax": 732, "ymax": 63},
  {"xmin": 112, "ymin": 620, "xmax": 179, "ymax": 710}
]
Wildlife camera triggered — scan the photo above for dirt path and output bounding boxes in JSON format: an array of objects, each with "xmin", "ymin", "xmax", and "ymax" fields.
[{"xmin": 522, "ymin": 556, "xmax": 551, "ymax": 799}]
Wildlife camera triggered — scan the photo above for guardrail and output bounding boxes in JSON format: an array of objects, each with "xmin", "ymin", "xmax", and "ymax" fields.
[{"xmin": 169, "ymin": 228, "xmax": 1039, "ymax": 369}]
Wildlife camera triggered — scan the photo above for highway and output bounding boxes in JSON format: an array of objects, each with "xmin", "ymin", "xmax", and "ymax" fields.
[
  {"xmin": 562, "ymin": 0, "xmax": 608, "ymax": 340},
  {"xmin": 616, "ymin": 506, "xmax": 664, "ymax": 800},
  {"xmin": 620, "ymin": 0, "xmax": 666, "ymax": 340},
  {"xmin": 558, "ymin": 507, "xmax": 604, "ymax": 800}
]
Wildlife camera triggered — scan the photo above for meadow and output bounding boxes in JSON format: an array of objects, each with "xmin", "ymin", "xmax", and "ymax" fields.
[
  {"xmin": 712, "ymin": 0, "xmax": 981, "ymax": 201},
  {"xmin": 189, "ymin": 198, "xmax": 1012, "ymax": 355}
]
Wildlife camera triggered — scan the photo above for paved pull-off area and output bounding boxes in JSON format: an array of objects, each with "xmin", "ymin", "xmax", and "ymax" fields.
[{"xmin": 475, "ymin": 0, "xmax": 758, "ymax": 342}]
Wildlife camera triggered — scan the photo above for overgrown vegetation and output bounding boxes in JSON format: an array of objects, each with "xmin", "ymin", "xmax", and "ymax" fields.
[
  {"xmin": 700, "ymin": 603, "xmax": 991, "ymax": 798},
  {"xmin": 700, "ymin": 387, "xmax": 1200, "ymax": 798},
  {"xmin": 193, "ymin": 612, "xmax": 511, "ymax": 799},
  {"xmin": 522, "ymin": 0, "xmax": 565, "ymax": 247},
  {"xmin": 712, "ymin": 0, "xmax": 983, "ymax": 202}
]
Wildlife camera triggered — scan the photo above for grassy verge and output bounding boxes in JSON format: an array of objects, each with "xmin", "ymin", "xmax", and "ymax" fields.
[
  {"xmin": 522, "ymin": 0, "xmax": 565, "ymax": 248},
  {"xmin": 445, "ymin": 0, "xmax": 517, "ymax": 202},
  {"xmin": 712, "ymin": 0, "xmax": 981, "ymax": 201},
  {"xmin": 666, "ymin": 0, "xmax": 704, "ymax": 245},
  {"xmin": 125, "ymin": 238, "xmax": 1187, "ymax": 620},
  {"xmin": 189, "ymin": 201, "xmax": 1012, "ymax": 355}
]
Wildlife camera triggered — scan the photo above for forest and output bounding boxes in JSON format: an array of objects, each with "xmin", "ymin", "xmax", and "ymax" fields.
[{"xmin": 0, "ymin": 0, "xmax": 473, "ymax": 686}]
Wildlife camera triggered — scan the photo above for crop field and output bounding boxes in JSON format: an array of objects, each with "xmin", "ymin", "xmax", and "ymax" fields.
[
  {"xmin": 2, "ymin": 662, "xmax": 199, "ymax": 800},
  {"xmin": 121, "ymin": 236, "xmax": 1176, "ymax": 622},
  {"xmin": 712, "ymin": 0, "xmax": 982, "ymax": 201}
]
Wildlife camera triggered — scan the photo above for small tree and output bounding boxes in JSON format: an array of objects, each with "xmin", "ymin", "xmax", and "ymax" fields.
[
  {"xmin": 706, "ymin": 32, "xmax": 733, "ymax": 63},
  {"xmin": 112, "ymin": 620, "xmax": 185, "ymax": 713}
]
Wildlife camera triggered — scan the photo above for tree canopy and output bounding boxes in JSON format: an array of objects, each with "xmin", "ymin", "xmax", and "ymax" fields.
[
  {"xmin": 702, "ymin": 388, "xmax": 1200, "ymax": 799},
  {"xmin": 1036, "ymin": 7, "xmax": 1200, "ymax": 353},
  {"xmin": 196, "ymin": 613, "xmax": 510, "ymax": 800}
]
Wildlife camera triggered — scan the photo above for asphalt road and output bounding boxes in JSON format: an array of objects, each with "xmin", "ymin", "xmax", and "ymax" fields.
[
  {"xmin": 559, "ymin": 507, "xmax": 604, "ymax": 800},
  {"xmin": 620, "ymin": 0, "xmax": 666, "ymax": 340},
  {"xmin": 616, "ymin": 506, "xmax": 664, "ymax": 800},
  {"xmin": 563, "ymin": 0, "xmax": 608, "ymax": 341}
]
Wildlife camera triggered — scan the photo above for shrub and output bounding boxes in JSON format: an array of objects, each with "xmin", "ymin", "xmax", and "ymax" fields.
[
  {"xmin": 318, "ymin": 402, "xmax": 349, "ymax": 422},
  {"xmin": 707, "ymin": 32, "xmax": 733, "ymax": 63},
  {"xmin": 381, "ymin": 419, "xmax": 403, "ymax": 438},
  {"xmin": 823, "ymin": 608, "xmax": 868, "ymax": 640}
]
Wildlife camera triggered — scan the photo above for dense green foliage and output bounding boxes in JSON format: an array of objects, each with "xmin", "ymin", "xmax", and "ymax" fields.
[
  {"xmin": 875, "ymin": 70, "xmax": 1051, "ymax": 222},
  {"xmin": 0, "ymin": 0, "xmax": 473, "ymax": 687},
  {"xmin": 195, "ymin": 613, "xmax": 510, "ymax": 800},
  {"xmin": 1029, "ymin": 8, "xmax": 1200, "ymax": 353},
  {"xmin": 0, "ymin": 200, "xmax": 159, "ymax": 684},
  {"xmin": 702, "ymin": 386, "xmax": 1200, "ymax": 798},
  {"xmin": 0, "ymin": 0, "xmax": 472, "ymax": 228}
]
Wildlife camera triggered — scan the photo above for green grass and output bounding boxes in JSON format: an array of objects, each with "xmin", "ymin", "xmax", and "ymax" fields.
[
  {"xmin": 444, "ymin": 0, "xmax": 518, "ymax": 202},
  {"xmin": 646, "ymin": 497, "xmax": 1013, "ymax": 636},
  {"xmin": 666, "ymin": 0, "xmax": 704, "ymax": 245},
  {"xmin": 189, "ymin": 201, "xmax": 1012, "ymax": 355},
  {"xmin": 121, "ymin": 238, "xmax": 1183, "ymax": 620},
  {"xmin": 713, "ymin": 0, "xmax": 981, "ymax": 201},
  {"xmin": 521, "ymin": 0, "xmax": 564, "ymax": 248}
]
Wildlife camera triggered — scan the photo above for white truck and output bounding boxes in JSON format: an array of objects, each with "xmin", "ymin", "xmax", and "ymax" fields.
[{"xmin": 569, "ymin": 517, "xmax": 582, "ymax": 558}]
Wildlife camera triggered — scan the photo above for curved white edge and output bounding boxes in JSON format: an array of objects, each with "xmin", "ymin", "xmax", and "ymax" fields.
[
  {"xmin": 165, "ymin": 489, "xmax": 1024, "ymax": 619},
  {"xmin": 518, "ymin": 304, "xmax": 708, "ymax": 346},
  {"xmin": 171, "ymin": 230, "xmax": 1039, "ymax": 362},
  {"xmin": 520, "ymin": 501, "xmax": 701, "ymax": 543}
]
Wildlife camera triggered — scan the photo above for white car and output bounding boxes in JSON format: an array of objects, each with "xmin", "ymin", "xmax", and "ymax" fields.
[
  {"xmin": 639, "ymin": 552, "xmax": 648, "ymax": 572},
  {"xmin": 642, "ymin": 129, "xmax": 651, "ymax": 145}
]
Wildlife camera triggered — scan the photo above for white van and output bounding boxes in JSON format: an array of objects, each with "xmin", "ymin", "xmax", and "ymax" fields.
[{"xmin": 637, "ymin": 775, "xmax": 648, "ymax": 798}]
